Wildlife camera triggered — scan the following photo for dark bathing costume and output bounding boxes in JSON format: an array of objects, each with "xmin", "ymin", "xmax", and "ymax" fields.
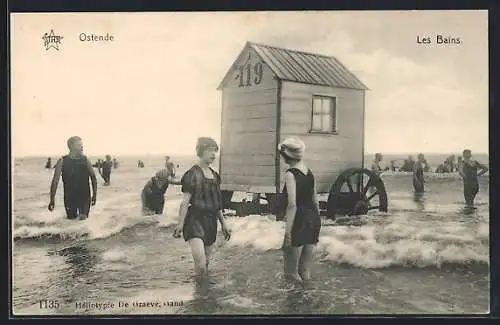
[
  {"xmin": 101, "ymin": 160, "xmax": 113, "ymax": 183},
  {"xmin": 61, "ymin": 155, "xmax": 91, "ymax": 219},
  {"xmin": 142, "ymin": 177, "xmax": 170, "ymax": 214},
  {"xmin": 413, "ymin": 161, "xmax": 425, "ymax": 193},
  {"xmin": 181, "ymin": 165, "xmax": 223, "ymax": 246},
  {"xmin": 462, "ymin": 160, "xmax": 480, "ymax": 205},
  {"xmin": 282, "ymin": 168, "xmax": 321, "ymax": 247}
]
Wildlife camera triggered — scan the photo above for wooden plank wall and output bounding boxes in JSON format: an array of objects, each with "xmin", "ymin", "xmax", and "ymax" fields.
[
  {"xmin": 220, "ymin": 48, "xmax": 278, "ymax": 193},
  {"xmin": 279, "ymin": 81, "xmax": 365, "ymax": 194}
]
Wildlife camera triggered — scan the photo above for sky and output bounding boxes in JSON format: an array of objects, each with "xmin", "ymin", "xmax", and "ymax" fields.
[{"xmin": 11, "ymin": 11, "xmax": 488, "ymax": 157}]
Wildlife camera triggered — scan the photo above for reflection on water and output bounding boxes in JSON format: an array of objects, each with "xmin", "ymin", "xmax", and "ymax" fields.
[
  {"xmin": 413, "ymin": 192, "xmax": 426, "ymax": 212},
  {"xmin": 281, "ymin": 288, "xmax": 316, "ymax": 315},
  {"xmin": 54, "ymin": 244, "xmax": 99, "ymax": 277},
  {"xmin": 183, "ymin": 276, "xmax": 221, "ymax": 314},
  {"xmin": 45, "ymin": 243, "xmax": 101, "ymax": 306}
]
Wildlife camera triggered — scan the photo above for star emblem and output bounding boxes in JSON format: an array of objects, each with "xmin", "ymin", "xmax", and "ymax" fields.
[{"xmin": 42, "ymin": 30, "xmax": 64, "ymax": 51}]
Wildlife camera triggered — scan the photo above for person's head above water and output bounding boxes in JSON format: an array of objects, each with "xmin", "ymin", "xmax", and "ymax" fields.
[
  {"xmin": 67, "ymin": 136, "xmax": 83, "ymax": 154},
  {"xmin": 196, "ymin": 137, "xmax": 219, "ymax": 164},
  {"xmin": 278, "ymin": 137, "xmax": 305, "ymax": 165},
  {"xmin": 463, "ymin": 149, "xmax": 472, "ymax": 160}
]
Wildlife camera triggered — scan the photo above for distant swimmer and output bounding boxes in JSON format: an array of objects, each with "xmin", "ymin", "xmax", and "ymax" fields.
[
  {"xmin": 98, "ymin": 155, "xmax": 113, "ymax": 186},
  {"xmin": 423, "ymin": 159, "xmax": 431, "ymax": 172},
  {"xmin": 413, "ymin": 153, "xmax": 426, "ymax": 193},
  {"xmin": 389, "ymin": 160, "xmax": 397, "ymax": 172},
  {"xmin": 400, "ymin": 155, "xmax": 415, "ymax": 172},
  {"xmin": 371, "ymin": 153, "xmax": 384, "ymax": 176},
  {"xmin": 45, "ymin": 157, "xmax": 52, "ymax": 169},
  {"xmin": 436, "ymin": 155, "xmax": 455, "ymax": 173},
  {"xmin": 164, "ymin": 156, "xmax": 176, "ymax": 177},
  {"xmin": 459, "ymin": 149, "xmax": 488, "ymax": 208},
  {"xmin": 141, "ymin": 168, "xmax": 180, "ymax": 216},
  {"xmin": 137, "ymin": 160, "xmax": 144, "ymax": 168},
  {"xmin": 173, "ymin": 137, "xmax": 231, "ymax": 285},
  {"xmin": 92, "ymin": 159, "xmax": 103, "ymax": 169},
  {"xmin": 48, "ymin": 136, "xmax": 97, "ymax": 220},
  {"xmin": 112, "ymin": 158, "xmax": 119, "ymax": 169}
]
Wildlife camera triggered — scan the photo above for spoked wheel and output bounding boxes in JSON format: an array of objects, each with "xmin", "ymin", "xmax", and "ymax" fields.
[{"xmin": 327, "ymin": 168, "xmax": 388, "ymax": 217}]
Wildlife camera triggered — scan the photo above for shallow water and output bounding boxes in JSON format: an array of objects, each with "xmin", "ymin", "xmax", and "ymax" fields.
[{"xmin": 12, "ymin": 156, "xmax": 489, "ymax": 315}]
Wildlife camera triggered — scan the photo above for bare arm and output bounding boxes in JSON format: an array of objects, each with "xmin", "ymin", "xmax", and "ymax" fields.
[
  {"xmin": 177, "ymin": 192, "xmax": 192, "ymax": 228},
  {"xmin": 49, "ymin": 158, "xmax": 63, "ymax": 202},
  {"xmin": 217, "ymin": 210, "xmax": 227, "ymax": 228},
  {"xmin": 477, "ymin": 162, "xmax": 489, "ymax": 177},
  {"xmin": 86, "ymin": 158, "xmax": 98, "ymax": 198},
  {"xmin": 168, "ymin": 176, "xmax": 182, "ymax": 185},
  {"xmin": 284, "ymin": 171, "xmax": 297, "ymax": 235},
  {"xmin": 311, "ymin": 177, "xmax": 320, "ymax": 215}
]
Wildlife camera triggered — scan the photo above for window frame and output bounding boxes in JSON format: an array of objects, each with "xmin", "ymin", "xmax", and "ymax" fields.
[{"xmin": 309, "ymin": 95, "xmax": 338, "ymax": 134}]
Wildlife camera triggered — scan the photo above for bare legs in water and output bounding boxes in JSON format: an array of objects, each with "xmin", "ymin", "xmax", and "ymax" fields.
[
  {"xmin": 188, "ymin": 238, "xmax": 214, "ymax": 281},
  {"xmin": 283, "ymin": 244, "xmax": 315, "ymax": 287}
]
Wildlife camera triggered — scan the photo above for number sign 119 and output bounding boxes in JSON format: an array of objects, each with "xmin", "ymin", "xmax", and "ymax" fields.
[{"xmin": 237, "ymin": 62, "xmax": 263, "ymax": 87}]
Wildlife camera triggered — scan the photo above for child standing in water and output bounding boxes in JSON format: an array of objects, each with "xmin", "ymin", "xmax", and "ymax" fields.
[
  {"xmin": 279, "ymin": 137, "xmax": 321, "ymax": 287},
  {"xmin": 173, "ymin": 137, "xmax": 231, "ymax": 284}
]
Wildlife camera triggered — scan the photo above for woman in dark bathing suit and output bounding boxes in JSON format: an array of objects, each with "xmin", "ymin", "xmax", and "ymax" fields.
[
  {"xmin": 173, "ymin": 137, "xmax": 231, "ymax": 283},
  {"xmin": 279, "ymin": 137, "xmax": 321, "ymax": 287},
  {"xmin": 141, "ymin": 168, "xmax": 180, "ymax": 215}
]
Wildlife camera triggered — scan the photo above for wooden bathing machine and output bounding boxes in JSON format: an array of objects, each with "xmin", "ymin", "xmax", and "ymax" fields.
[{"xmin": 217, "ymin": 42, "xmax": 387, "ymax": 218}]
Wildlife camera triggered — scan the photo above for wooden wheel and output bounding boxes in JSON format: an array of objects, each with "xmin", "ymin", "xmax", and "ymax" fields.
[{"xmin": 327, "ymin": 168, "xmax": 388, "ymax": 217}]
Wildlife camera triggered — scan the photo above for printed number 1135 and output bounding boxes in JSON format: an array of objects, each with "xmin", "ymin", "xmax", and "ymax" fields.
[{"xmin": 39, "ymin": 300, "xmax": 60, "ymax": 309}]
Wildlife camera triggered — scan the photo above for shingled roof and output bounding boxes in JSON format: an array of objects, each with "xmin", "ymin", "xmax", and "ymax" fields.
[{"xmin": 218, "ymin": 42, "xmax": 368, "ymax": 91}]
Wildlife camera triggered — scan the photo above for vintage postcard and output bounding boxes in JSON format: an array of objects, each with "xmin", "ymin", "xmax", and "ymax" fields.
[{"xmin": 10, "ymin": 10, "xmax": 489, "ymax": 315}]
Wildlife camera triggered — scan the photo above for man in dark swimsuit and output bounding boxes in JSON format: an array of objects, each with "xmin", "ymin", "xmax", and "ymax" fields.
[
  {"xmin": 459, "ymin": 149, "xmax": 488, "ymax": 207},
  {"xmin": 48, "ymin": 136, "xmax": 98, "ymax": 220},
  {"xmin": 98, "ymin": 155, "xmax": 113, "ymax": 185}
]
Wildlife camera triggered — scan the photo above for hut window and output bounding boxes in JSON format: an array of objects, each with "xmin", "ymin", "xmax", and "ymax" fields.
[{"xmin": 311, "ymin": 95, "xmax": 337, "ymax": 133}]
